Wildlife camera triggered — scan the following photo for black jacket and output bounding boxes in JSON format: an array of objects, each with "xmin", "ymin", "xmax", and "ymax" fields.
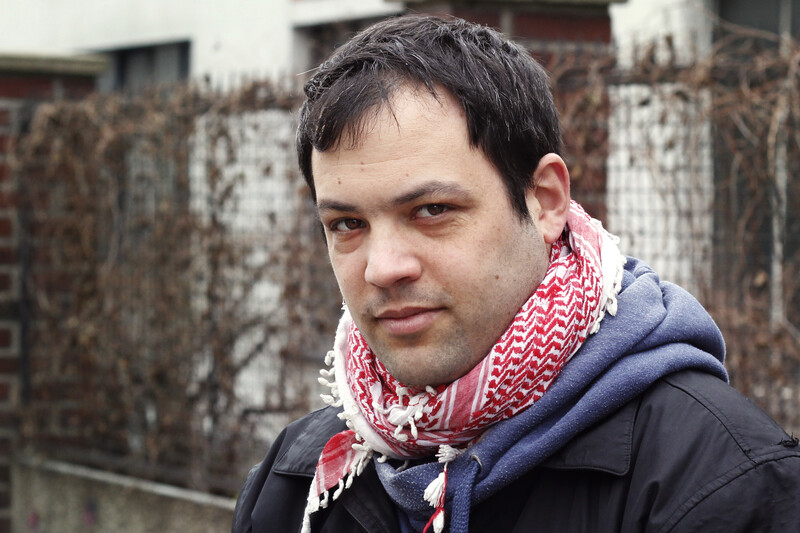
[{"xmin": 232, "ymin": 370, "xmax": 800, "ymax": 532}]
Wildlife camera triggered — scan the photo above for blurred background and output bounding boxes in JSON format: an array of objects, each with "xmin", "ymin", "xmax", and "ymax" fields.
[{"xmin": 0, "ymin": 0, "xmax": 798, "ymax": 531}]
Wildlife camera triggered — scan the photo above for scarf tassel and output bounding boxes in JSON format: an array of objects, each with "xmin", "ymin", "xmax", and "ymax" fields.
[
  {"xmin": 423, "ymin": 468, "xmax": 448, "ymax": 533},
  {"xmin": 423, "ymin": 508, "xmax": 445, "ymax": 533}
]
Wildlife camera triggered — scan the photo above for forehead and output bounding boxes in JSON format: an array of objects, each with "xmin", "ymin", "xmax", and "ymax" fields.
[
  {"xmin": 326, "ymin": 87, "xmax": 459, "ymax": 154},
  {"xmin": 311, "ymin": 88, "xmax": 481, "ymax": 200}
]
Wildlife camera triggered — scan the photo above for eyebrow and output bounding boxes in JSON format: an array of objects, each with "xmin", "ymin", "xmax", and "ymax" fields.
[{"xmin": 316, "ymin": 180, "xmax": 473, "ymax": 215}]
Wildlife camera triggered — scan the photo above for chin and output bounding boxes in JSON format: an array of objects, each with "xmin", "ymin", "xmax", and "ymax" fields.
[{"xmin": 392, "ymin": 366, "xmax": 466, "ymax": 389}]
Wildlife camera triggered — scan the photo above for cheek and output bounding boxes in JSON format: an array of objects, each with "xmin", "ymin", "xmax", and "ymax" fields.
[
  {"xmin": 482, "ymin": 224, "xmax": 544, "ymax": 287},
  {"xmin": 330, "ymin": 253, "xmax": 364, "ymax": 297},
  {"xmin": 429, "ymin": 238, "xmax": 501, "ymax": 294},
  {"xmin": 462, "ymin": 225, "xmax": 514, "ymax": 272}
]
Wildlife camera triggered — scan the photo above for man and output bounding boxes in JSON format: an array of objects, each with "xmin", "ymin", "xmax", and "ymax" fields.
[{"xmin": 233, "ymin": 15, "xmax": 800, "ymax": 533}]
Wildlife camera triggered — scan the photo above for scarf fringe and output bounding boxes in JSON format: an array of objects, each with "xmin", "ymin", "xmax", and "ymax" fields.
[
  {"xmin": 590, "ymin": 222, "xmax": 627, "ymax": 333},
  {"xmin": 301, "ymin": 434, "xmax": 374, "ymax": 533}
]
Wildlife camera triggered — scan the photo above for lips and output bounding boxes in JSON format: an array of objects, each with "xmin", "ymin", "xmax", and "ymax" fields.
[{"xmin": 375, "ymin": 307, "xmax": 442, "ymax": 336}]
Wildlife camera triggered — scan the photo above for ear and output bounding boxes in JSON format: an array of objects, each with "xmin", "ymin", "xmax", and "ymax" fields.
[{"xmin": 525, "ymin": 153, "xmax": 571, "ymax": 244}]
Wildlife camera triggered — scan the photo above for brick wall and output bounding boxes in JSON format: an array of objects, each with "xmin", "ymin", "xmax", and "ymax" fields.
[
  {"xmin": 405, "ymin": 1, "xmax": 614, "ymax": 42},
  {"xmin": 0, "ymin": 54, "xmax": 104, "ymax": 533},
  {"xmin": 0, "ymin": 86, "xmax": 21, "ymax": 533}
]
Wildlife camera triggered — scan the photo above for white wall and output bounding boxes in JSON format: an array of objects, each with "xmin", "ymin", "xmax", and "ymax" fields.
[
  {"xmin": 291, "ymin": 0, "xmax": 402, "ymax": 27},
  {"xmin": 611, "ymin": 0, "xmax": 716, "ymax": 67},
  {"xmin": 0, "ymin": 0, "xmax": 290, "ymax": 79},
  {"xmin": 0, "ymin": 0, "xmax": 401, "ymax": 81}
]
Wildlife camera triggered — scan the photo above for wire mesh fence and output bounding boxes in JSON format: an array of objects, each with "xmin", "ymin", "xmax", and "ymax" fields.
[{"xmin": 11, "ymin": 28, "xmax": 800, "ymax": 495}]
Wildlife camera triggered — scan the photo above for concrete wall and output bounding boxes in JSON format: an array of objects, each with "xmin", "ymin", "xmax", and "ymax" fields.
[
  {"xmin": 611, "ymin": 0, "xmax": 717, "ymax": 68},
  {"xmin": 12, "ymin": 457, "xmax": 235, "ymax": 533}
]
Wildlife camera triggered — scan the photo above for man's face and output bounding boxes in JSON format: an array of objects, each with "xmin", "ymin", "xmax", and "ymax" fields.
[{"xmin": 313, "ymin": 88, "xmax": 551, "ymax": 388}]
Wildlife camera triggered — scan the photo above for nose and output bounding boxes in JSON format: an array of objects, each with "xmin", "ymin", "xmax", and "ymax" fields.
[{"xmin": 364, "ymin": 233, "xmax": 422, "ymax": 288}]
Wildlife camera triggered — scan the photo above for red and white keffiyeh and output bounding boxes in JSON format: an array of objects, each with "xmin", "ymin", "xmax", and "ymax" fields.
[{"xmin": 303, "ymin": 201, "xmax": 624, "ymax": 533}]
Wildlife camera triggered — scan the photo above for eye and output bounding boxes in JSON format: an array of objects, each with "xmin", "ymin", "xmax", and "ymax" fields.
[
  {"xmin": 415, "ymin": 204, "xmax": 449, "ymax": 218},
  {"xmin": 330, "ymin": 218, "xmax": 365, "ymax": 232}
]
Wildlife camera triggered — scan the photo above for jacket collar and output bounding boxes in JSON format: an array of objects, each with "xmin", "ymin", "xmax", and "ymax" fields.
[
  {"xmin": 273, "ymin": 406, "xmax": 346, "ymax": 477},
  {"xmin": 272, "ymin": 398, "xmax": 637, "ymax": 533},
  {"xmin": 273, "ymin": 407, "xmax": 400, "ymax": 533},
  {"xmin": 274, "ymin": 395, "xmax": 639, "ymax": 480},
  {"xmin": 540, "ymin": 396, "xmax": 638, "ymax": 476}
]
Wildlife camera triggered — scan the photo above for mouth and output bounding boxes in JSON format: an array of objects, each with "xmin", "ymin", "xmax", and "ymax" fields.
[{"xmin": 374, "ymin": 307, "xmax": 443, "ymax": 336}]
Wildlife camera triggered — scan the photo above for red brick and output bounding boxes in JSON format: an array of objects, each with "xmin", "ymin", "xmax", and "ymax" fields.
[
  {"xmin": 0, "ymin": 75, "xmax": 95, "ymax": 101},
  {"xmin": 513, "ymin": 12, "xmax": 611, "ymax": 43},
  {"xmin": 0, "ymin": 247, "xmax": 15, "ymax": 264},
  {"xmin": 0, "ymin": 164, "xmax": 8, "ymax": 183},
  {"xmin": 26, "ymin": 219, "xmax": 56, "ymax": 240},
  {"xmin": 0, "ymin": 192, "xmax": 15, "ymax": 209},
  {"xmin": 0, "ymin": 358, "xmax": 17, "ymax": 373},
  {"xmin": 21, "ymin": 190, "xmax": 49, "ymax": 210},
  {"xmin": 0, "ymin": 218, "xmax": 10, "ymax": 238},
  {"xmin": 0, "ymin": 135, "xmax": 7, "ymax": 154},
  {"xmin": 0, "ymin": 76, "xmax": 54, "ymax": 100},
  {"xmin": 31, "ymin": 382, "xmax": 80, "ymax": 402},
  {"xmin": 0, "ymin": 410, "xmax": 15, "ymax": 427},
  {"xmin": 59, "ymin": 406, "xmax": 85, "ymax": 427},
  {"xmin": 30, "ymin": 271, "xmax": 71, "ymax": 290},
  {"xmin": 63, "ymin": 78, "xmax": 96, "ymax": 99},
  {"xmin": 0, "ymin": 330, "xmax": 10, "ymax": 349},
  {"xmin": 0, "ymin": 302, "xmax": 18, "ymax": 321},
  {"xmin": 36, "ymin": 433, "xmax": 88, "ymax": 450},
  {"xmin": 452, "ymin": 7, "xmax": 502, "ymax": 30},
  {"xmin": 0, "ymin": 109, "xmax": 10, "ymax": 127}
]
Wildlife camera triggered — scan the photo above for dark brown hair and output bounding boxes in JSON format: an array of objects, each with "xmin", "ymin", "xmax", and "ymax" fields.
[{"xmin": 296, "ymin": 15, "xmax": 562, "ymax": 219}]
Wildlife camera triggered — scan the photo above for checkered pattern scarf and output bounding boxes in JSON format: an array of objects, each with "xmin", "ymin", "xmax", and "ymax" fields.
[{"xmin": 302, "ymin": 201, "xmax": 624, "ymax": 533}]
